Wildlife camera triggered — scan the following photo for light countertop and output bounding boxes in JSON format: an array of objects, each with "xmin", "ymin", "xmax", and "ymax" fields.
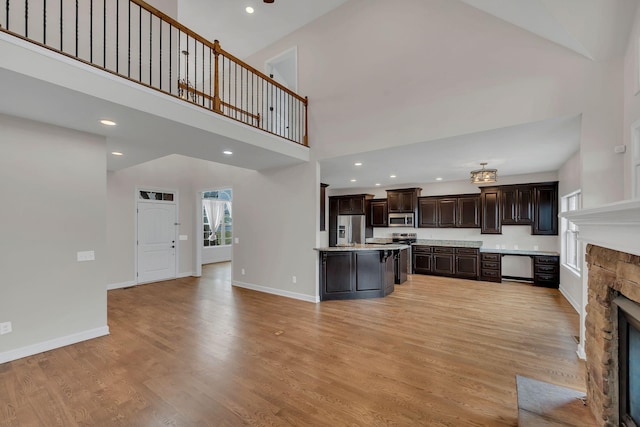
[
  {"xmin": 479, "ymin": 248, "xmax": 560, "ymax": 256},
  {"xmin": 314, "ymin": 244, "xmax": 410, "ymax": 252},
  {"xmin": 413, "ymin": 239, "xmax": 483, "ymax": 248}
]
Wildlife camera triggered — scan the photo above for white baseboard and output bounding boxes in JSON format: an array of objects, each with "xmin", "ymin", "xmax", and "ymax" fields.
[
  {"xmin": 577, "ymin": 343, "xmax": 586, "ymax": 360},
  {"xmin": 107, "ymin": 280, "xmax": 136, "ymax": 290},
  {"xmin": 0, "ymin": 326, "xmax": 110, "ymax": 365},
  {"xmin": 559, "ymin": 285, "xmax": 580, "ymax": 313},
  {"xmin": 177, "ymin": 272, "xmax": 194, "ymax": 279},
  {"xmin": 233, "ymin": 281, "xmax": 319, "ymax": 303}
]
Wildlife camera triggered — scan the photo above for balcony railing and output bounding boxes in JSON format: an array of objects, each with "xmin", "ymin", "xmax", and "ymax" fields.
[{"xmin": 0, "ymin": 0, "xmax": 308, "ymax": 146}]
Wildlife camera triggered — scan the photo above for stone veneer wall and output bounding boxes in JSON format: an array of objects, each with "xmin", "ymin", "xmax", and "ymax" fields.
[{"xmin": 585, "ymin": 244, "xmax": 640, "ymax": 427}]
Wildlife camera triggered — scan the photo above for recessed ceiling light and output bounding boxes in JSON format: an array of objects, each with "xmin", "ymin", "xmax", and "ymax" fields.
[
  {"xmin": 354, "ymin": 162, "xmax": 363, "ymax": 166},
  {"xmin": 390, "ymin": 174, "xmax": 397, "ymax": 178},
  {"xmin": 100, "ymin": 119, "xmax": 116, "ymax": 126},
  {"xmin": 350, "ymin": 179, "xmax": 357, "ymax": 182},
  {"xmin": 436, "ymin": 177, "xmax": 443, "ymax": 181},
  {"xmin": 111, "ymin": 151, "xmax": 123, "ymax": 156},
  {"xmin": 375, "ymin": 183, "xmax": 381, "ymax": 186},
  {"xmin": 245, "ymin": 6, "xmax": 254, "ymax": 13},
  {"xmin": 223, "ymin": 150, "xmax": 233, "ymax": 155}
]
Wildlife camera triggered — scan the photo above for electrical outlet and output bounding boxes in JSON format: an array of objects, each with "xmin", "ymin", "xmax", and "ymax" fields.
[
  {"xmin": 0, "ymin": 322, "xmax": 12, "ymax": 335},
  {"xmin": 241, "ymin": 268, "xmax": 245, "ymax": 275},
  {"xmin": 77, "ymin": 250, "xmax": 95, "ymax": 262},
  {"xmin": 235, "ymin": 237, "xmax": 239, "ymax": 244},
  {"xmin": 292, "ymin": 276, "xmax": 297, "ymax": 284}
]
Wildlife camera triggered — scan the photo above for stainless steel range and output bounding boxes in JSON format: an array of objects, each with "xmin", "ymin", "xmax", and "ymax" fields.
[{"xmin": 392, "ymin": 233, "xmax": 417, "ymax": 273}]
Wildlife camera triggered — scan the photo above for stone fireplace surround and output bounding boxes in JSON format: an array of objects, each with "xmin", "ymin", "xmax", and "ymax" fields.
[
  {"xmin": 585, "ymin": 245, "xmax": 640, "ymax": 426},
  {"xmin": 563, "ymin": 199, "xmax": 640, "ymax": 426}
]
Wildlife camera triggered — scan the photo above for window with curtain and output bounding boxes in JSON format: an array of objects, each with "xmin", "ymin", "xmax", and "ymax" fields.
[
  {"xmin": 561, "ymin": 190, "xmax": 581, "ymax": 274},
  {"xmin": 203, "ymin": 189, "xmax": 232, "ymax": 247}
]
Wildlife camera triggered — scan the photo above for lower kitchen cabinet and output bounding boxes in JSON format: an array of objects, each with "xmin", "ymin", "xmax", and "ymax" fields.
[
  {"xmin": 533, "ymin": 255, "xmax": 560, "ymax": 288},
  {"xmin": 319, "ymin": 249, "xmax": 395, "ymax": 300},
  {"xmin": 413, "ymin": 246, "xmax": 432, "ymax": 274},
  {"xmin": 395, "ymin": 248, "xmax": 408, "ymax": 284},
  {"xmin": 480, "ymin": 252, "xmax": 502, "ymax": 283},
  {"xmin": 413, "ymin": 245, "xmax": 479, "ymax": 279}
]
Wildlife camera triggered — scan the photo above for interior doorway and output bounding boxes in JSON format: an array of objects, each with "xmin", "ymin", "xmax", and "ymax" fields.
[
  {"xmin": 196, "ymin": 188, "xmax": 233, "ymax": 277},
  {"xmin": 136, "ymin": 189, "xmax": 178, "ymax": 283}
]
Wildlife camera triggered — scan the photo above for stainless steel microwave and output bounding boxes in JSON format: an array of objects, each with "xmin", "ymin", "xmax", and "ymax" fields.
[{"xmin": 388, "ymin": 213, "xmax": 414, "ymax": 227}]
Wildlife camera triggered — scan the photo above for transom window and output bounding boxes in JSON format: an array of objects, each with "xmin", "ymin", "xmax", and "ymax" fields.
[
  {"xmin": 561, "ymin": 190, "xmax": 581, "ymax": 274},
  {"xmin": 203, "ymin": 189, "xmax": 232, "ymax": 247}
]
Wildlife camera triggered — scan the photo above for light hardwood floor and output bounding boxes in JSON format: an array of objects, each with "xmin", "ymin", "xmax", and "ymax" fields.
[{"xmin": 0, "ymin": 264, "xmax": 591, "ymax": 426}]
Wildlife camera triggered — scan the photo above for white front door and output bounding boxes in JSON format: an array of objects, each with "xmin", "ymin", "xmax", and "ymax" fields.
[{"xmin": 137, "ymin": 202, "xmax": 177, "ymax": 283}]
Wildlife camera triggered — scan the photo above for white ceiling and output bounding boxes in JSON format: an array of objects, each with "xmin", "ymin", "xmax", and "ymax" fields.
[
  {"xmin": 320, "ymin": 115, "xmax": 582, "ymax": 189},
  {"xmin": 178, "ymin": 0, "xmax": 350, "ymax": 59}
]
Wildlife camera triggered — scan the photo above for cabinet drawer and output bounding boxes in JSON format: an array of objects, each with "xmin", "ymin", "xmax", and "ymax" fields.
[
  {"xmin": 481, "ymin": 253, "xmax": 500, "ymax": 262},
  {"xmin": 413, "ymin": 246, "xmax": 432, "ymax": 254},
  {"xmin": 534, "ymin": 264, "xmax": 558, "ymax": 274},
  {"xmin": 534, "ymin": 273, "xmax": 559, "ymax": 283},
  {"xmin": 481, "ymin": 269, "xmax": 501, "ymax": 279},
  {"xmin": 534, "ymin": 256, "xmax": 558, "ymax": 264},
  {"xmin": 456, "ymin": 248, "xmax": 478, "ymax": 255},
  {"xmin": 433, "ymin": 247, "xmax": 455, "ymax": 254},
  {"xmin": 482, "ymin": 261, "xmax": 500, "ymax": 270}
]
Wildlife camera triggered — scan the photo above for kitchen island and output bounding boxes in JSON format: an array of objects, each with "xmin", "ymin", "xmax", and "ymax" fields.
[{"xmin": 314, "ymin": 244, "xmax": 409, "ymax": 301}]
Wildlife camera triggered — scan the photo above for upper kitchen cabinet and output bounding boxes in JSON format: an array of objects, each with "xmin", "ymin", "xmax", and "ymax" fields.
[
  {"xmin": 333, "ymin": 194, "xmax": 374, "ymax": 215},
  {"xmin": 457, "ymin": 195, "xmax": 481, "ymax": 228},
  {"xmin": 369, "ymin": 199, "xmax": 388, "ymax": 227},
  {"xmin": 480, "ymin": 187, "xmax": 501, "ymax": 234},
  {"xmin": 386, "ymin": 188, "xmax": 422, "ymax": 213},
  {"xmin": 418, "ymin": 194, "xmax": 480, "ymax": 228},
  {"xmin": 418, "ymin": 198, "xmax": 438, "ymax": 227},
  {"xmin": 501, "ymin": 185, "xmax": 533, "ymax": 225},
  {"xmin": 532, "ymin": 183, "xmax": 558, "ymax": 235}
]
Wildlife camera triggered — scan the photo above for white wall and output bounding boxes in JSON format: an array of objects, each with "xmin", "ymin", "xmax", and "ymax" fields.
[
  {"xmin": 558, "ymin": 151, "xmax": 583, "ymax": 312},
  {"xmin": 0, "ymin": 114, "xmax": 107, "ymax": 361},
  {"xmin": 624, "ymin": 4, "xmax": 640, "ymax": 200},
  {"xmin": 202, "ymin": 246, "xmax": 232, "ymax": 264},
  {"xmin": 107, "ymin": 154, "xmax": 319, "ymax": 302}
]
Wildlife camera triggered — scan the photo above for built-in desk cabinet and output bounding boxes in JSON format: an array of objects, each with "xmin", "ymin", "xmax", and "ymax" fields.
[
  {"xmin": 501, "ymin": 185, "xmax": 533, "ymax": 225},
  {"xmin": 480, "ymin": 252, "xmax": 502, "ymax": 282}
]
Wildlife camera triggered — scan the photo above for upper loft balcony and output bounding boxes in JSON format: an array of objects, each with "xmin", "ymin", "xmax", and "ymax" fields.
[{"xmin": 0, "ymin": 0, "xmax": 309, "ymax": 171}]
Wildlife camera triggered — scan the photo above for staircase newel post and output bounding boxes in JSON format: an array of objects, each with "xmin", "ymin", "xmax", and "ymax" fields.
[
  {"xmin": 213, "ymin": 39, "xmax": 221, "ymax": 112},
  {"xmin": 304, "ymin": 96, "xmax": 309, "ymax": 146}
]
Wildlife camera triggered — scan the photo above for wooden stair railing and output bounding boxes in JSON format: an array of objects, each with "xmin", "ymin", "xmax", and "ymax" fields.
[{"xmin": 0, "ymin": 0, "xmax": 308, "ymax": 146}]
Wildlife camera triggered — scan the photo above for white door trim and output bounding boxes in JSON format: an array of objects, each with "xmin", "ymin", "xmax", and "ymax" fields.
[
  {"xmin": 135, "ymin": 187, "xmax": 179, "ymax": 284},
  {"xmin": 195, "ymin": 187, "xmax": 234, "ymax": 279}
]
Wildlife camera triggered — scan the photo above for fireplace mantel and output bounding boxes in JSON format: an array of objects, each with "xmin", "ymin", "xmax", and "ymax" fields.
[{"xmin": 561, "ymin": 199, "xmax": 640, "ymax": 257}]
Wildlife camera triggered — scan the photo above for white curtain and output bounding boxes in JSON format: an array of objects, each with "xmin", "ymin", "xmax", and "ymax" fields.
[{"xmin": 203, "ymin": 200, "xmax": 226, "ymax": 242}]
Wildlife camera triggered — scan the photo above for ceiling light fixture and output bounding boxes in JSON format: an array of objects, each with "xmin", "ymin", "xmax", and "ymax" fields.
[
  {"xmin": 375, "ymin": 183, "xmax": 381, "ymax": 187},
  {"xmin": 436, "ymin": 177, "xmax": 443, "ymax": 181},
  {"xmin": 390, "ymin": 174, "xmax": 397, "ymax": 178},
  {"xmin": 245, "ymin": 6, "xmax": 254, "ymax": 13},
  {"xmin": 111, "ymin": 151, "xmax": 123, "ymax": 156},
  {"xmin": 354, "ymin": 162, "xmax": 363, "ymax": 166},
  {"xmin": 350, "ymin": 179, "xmax": 357, "ymax": 182},
  {"xmin": 223, "ymin": 150, "xmax": 233, "ymax": 155},
  {"xmin": 470, "ymin": 162, "xmax": 498, "ymax": 184},
  {"xmin": 100, "ymin": 119, "xmax": 116, "ymax": 126}
]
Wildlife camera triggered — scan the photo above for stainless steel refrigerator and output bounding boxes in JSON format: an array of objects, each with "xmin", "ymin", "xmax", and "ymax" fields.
[{"xmin": 336, "ymin": 215, "xmax": 366, "ymax": 246}]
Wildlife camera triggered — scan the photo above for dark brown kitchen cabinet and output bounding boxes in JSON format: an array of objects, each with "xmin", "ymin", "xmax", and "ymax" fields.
[
  {"xmin": 480, "ymin": 252, "xmax": 502, "ymax": 283},
  {"xmin": 480, "ymin": 187, "xmax": 501, "ymax": 234},
  {"xmin": 455, "ymin": 248, "xmax": 479, "ymax": 278},
  {"xmin": 432, "ymin": 247, "xmax": 455, "ymax": 275},
  {"xmin": 336, "ymin": 194, "xmax": 371, "ymax": 215},
  {"xmin": 413, "ymin": 245, "xmax": 479, "ymax": 279},
  {"xmin": 369, "ymin": 199, "xmax": 388, "ymax": 227},
  {"xmin": 501, "ymin": 185, "xmax": 533, "ymax": 225},
  {"xmin": 413, "ymin": 245, "xmax": 433, "ymax": 274},
  {"xmin": 320, "ymin": 183, "xmax": 329, "ymax": 231},
  {"xmin": 533, "ymin": 255, "xmax": 559, "ymax": 287},
  {"xmin": 418, "ymin": 198, "xmax": 438, "ymax": 227},
  {"xmin": 438, "ymin": 198, "xmax": 457, "ymax": 227},
  {"xmin": 418, "ymin": 195, "xmax": 480, "ymax": 229},
  {"xmin": 387, "ymin": 188, "xmax": 421, "ymax": 213},
  {"xmin": 532, "ymin": 183, "xmax": 558, "ymax": 235},
  {"xmin": 457, "ymin": 195, "xmax": 481, "ymax": 228}
]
